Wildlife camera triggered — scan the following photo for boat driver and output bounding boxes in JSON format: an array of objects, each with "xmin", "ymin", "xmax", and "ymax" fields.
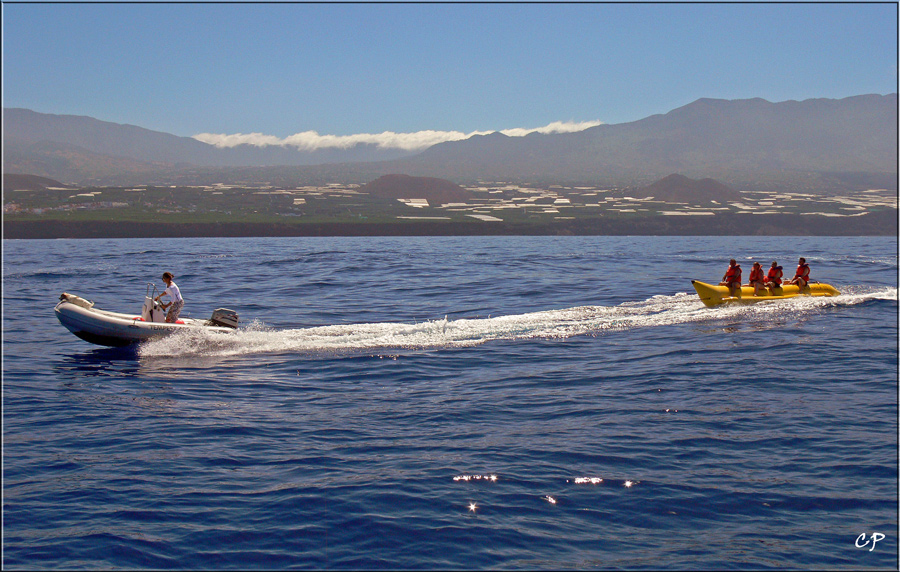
[{"xmin": 154, "ymin": 272, "xmax": 184, "ymax": 323}]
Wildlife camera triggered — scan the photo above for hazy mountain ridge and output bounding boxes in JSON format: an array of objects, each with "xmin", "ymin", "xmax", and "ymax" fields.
[
  {"xmin": 397, "ymin": 94, "xmax": 897, "ymax": 187},
  {"xmin": 4, "ymin": 138, "xmax": 175, "ymax": 184},
  {"xmin": 3, "ymin": 94, "xmax": 896, "ymax": 191},
  {"xmin": 3, "ymin": 108, "xmax": 417, "ymax": 170},
  {"xmin": 4, "ymin": 108, "xmax": 217, "ymax": 165}
]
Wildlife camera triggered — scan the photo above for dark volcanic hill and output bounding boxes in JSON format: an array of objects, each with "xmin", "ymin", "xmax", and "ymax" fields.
[
  {"xmin": 3, "ymin": 173, "xmax": 72, "ymax": 190},
  {"xmin": 359, "ymin": 174, "xmax": 472, "ymax": 203},
  {"xmin": 634, "ymin": 174, "xmax": 742, "ymax": 203}
]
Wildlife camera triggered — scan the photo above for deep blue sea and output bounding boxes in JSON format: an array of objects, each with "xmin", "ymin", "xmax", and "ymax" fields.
[{"xmin": 3, "ymin": 235, "xmax": 898, "ymax": 570}]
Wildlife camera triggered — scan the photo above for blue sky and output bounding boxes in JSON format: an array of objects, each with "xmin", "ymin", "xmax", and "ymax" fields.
[{"xmin": 3, "ymin": 2, "xmax": 897, "ymax": 151}]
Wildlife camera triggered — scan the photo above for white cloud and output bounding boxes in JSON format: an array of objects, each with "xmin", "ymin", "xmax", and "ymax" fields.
[
  {"xmin": 498, "ymin": 120, "xmax": 605, "ymax": 137},
  {"xmin": 192, "ymin": 120, "xmax": 603, "ymax": 152}
]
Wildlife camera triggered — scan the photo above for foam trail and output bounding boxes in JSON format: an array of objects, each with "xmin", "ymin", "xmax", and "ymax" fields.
[{"xmin": 138, "ymin": 287, "xmax": 896, "ymax": 358}]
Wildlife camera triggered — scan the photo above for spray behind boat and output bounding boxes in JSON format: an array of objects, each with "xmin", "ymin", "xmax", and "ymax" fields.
[{"xmin": 144, "ymin": 282, "xmax": 239, "ymax": 328}]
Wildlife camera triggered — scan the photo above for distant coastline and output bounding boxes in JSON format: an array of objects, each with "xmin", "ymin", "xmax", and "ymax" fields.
[{"xmin": 6, "ymin": 211, "xmax": 897, "ymax": 239}]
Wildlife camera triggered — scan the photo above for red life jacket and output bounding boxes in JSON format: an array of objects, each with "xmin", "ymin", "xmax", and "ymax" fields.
[
  {"xmin": 794, "ymin": 263, "xmax": 810, "ymax": 281},
  {"xmin": 724, "ymin": 264, "xmax": 741, "ymax": 283},
  {"xmin": 749, "ymin": 266, "xmax": 764, "ymax": 282},
  {"xmin": 766, "ymin": 266, "xmax": 783, "ymax": 285}
]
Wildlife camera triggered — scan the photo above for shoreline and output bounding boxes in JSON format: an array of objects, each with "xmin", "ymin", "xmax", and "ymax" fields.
[{"xmin": 4, "ymin": 211, "xmax": 897, "ymax": 239}]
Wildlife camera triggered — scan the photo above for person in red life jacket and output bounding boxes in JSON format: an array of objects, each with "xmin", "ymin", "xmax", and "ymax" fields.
[
  {"xmin": 764, "ymin": 261, "xmax": 783, "ymax": 295},
  {"xmin": 787, "ymin": 257, "xmax": 811, "ymax": 291},
  {"xmin": 747, "ymin": 261, "xmax": 765, "ymax": 296},
  {"xmin": 719, "ymin": 259, "xmax": 742, "ymax": 298}
]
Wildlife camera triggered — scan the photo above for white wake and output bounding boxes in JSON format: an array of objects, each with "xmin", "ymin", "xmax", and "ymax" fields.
[{"xmin": 137, "ymin": 287, "xmax": 896, "ymax": 358}]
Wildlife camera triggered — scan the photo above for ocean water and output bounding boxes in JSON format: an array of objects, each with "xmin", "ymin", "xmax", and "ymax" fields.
[{"xmin": 3, "ymin": 235, "xmax": 897, "ymax": 570}]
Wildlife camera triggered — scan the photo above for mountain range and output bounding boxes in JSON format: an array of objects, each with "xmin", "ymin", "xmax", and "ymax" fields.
[{"xmin": 3, "ymin": 94, "xmax": 897, "ymax": 192}]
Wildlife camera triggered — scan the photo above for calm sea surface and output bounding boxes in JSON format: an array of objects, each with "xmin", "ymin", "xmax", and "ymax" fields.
[{"xmin": 3, "ymin": 235, "xmax": 898, "ymax": 570}]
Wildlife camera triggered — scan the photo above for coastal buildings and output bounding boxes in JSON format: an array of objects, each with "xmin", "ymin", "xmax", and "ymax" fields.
[{"xmin": 4, "ymin": 181, "xmax": 896, "ymax": 226}]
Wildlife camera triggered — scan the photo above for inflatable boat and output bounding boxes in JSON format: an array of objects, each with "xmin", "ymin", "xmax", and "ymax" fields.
[
  {"xmin": 55, "ymin": 284, "xmax": 239, "ymax": 347},
  {"xmin": 691, "ymin": 280, "xmax": 840, "ymax": 308}
]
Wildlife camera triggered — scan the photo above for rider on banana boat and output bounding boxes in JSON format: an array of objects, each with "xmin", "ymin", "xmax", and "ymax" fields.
[{"xmin": 719, "ymin": 259, "xmax": 742, "ymax": 298}]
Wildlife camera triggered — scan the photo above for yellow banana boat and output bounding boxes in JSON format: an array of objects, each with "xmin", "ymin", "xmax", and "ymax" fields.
[{"xmin": 691, "ymin": 280, "xmax": 840, "ymax": 308}]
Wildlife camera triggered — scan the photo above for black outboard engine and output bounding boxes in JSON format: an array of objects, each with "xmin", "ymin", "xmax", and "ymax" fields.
[{"xmin": 209, "ymin": 308, "xmax": 239, "ymax": 329}]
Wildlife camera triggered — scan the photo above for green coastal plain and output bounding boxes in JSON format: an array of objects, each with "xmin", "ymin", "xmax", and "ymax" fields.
[{"xmin": 4, "ymin": 181, "xmax": 897, "ymax": 238}]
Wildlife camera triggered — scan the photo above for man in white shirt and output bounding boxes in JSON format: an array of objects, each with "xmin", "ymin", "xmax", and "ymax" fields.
[{"xmin": 155, "ymin": 272, "xmax": 184, "ymax": 323}]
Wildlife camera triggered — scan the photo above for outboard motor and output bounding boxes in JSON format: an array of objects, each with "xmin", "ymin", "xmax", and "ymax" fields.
[
  {"xmin": 141, "ymin": 297, "xmax": 166, "ymax": 322},
  {"xmin": 209, "ymin": 308, "xmax": 239, "ymax": 329}
]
